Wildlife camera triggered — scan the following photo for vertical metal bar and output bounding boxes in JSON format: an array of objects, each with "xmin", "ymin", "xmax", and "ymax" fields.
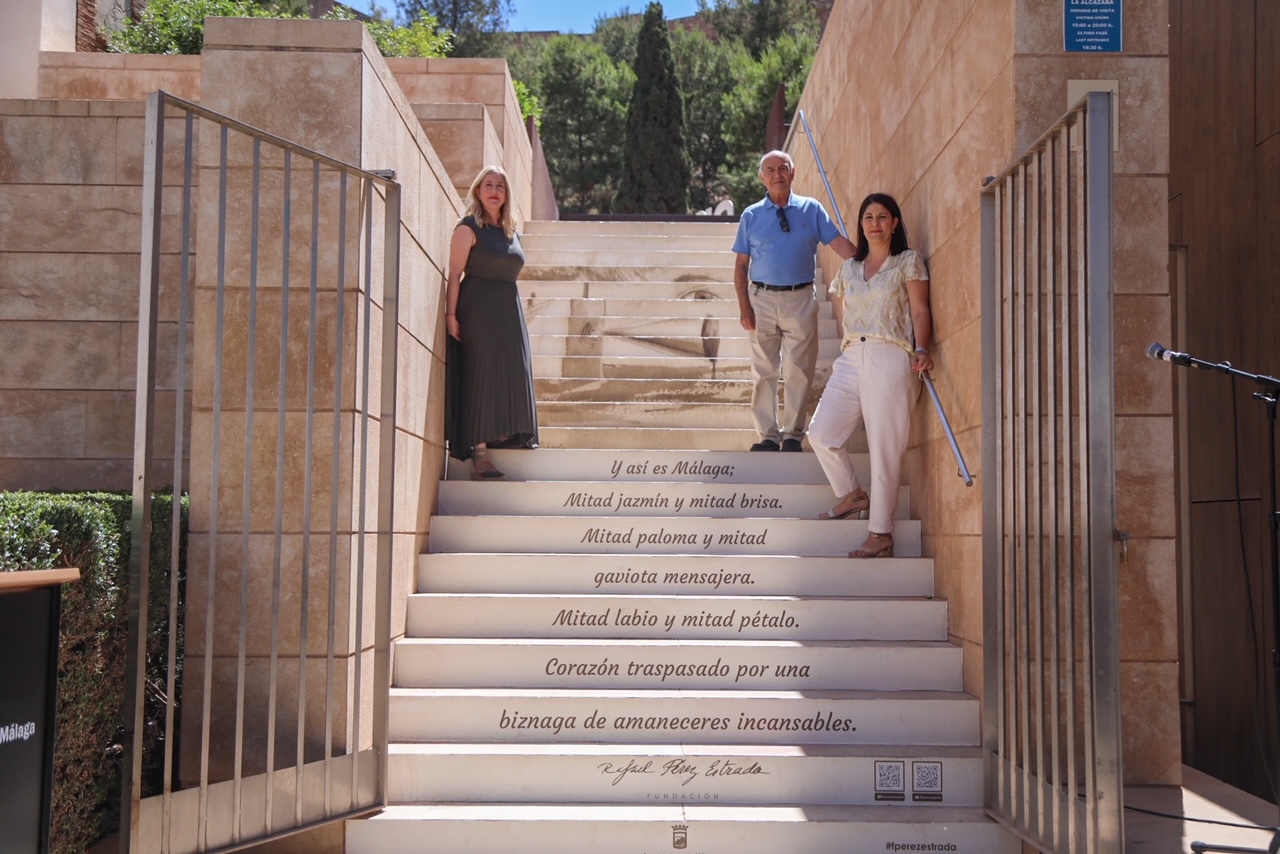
[
  {"xmin": 198, "ymin": 122, "xmax": 232, "ymax": 853},
  {"xmin": 160, "ymin": 107, "xmax": 196, "ymax": 854},
  {"xmin": 373, "ymin": 179, "xmax": 402, "ymax": 803},
  {"xmin": 1028, "ymin": 148, "xmax": 1045, "ymax": 840},
  {"xmin": 1084, "ymin": 89, "xmax": 1123, "ymax": 854},
  {"xmin": 1000, "ymin": 177, "xmax": 1015, "ymax": 816},
  {"xmin": 1046, "ymin": 127, "xmax": 1065, "ymax": 853},
  {"xmin": 981, "ymin": 183, "xmax": 1002, "ymax": 813},
  {"xmin": 270, "ymin": 149, "xmax": 293, "ymax": 829},
  {"xmin": 122, "ymin": 89, "xmax": 166, "ymax": 854},
  {"xmin": 296, "ymin": 158, "xmax": 322, "ymax": 821},
  {"xmin": 232, "ymin": 137, "xmax": 263, "ymax": 844},
  {"xmin": 353, "ymin": 179, "xmax": 377, "ymax": 804},
  {"xmin": 1069, "ymin": 108, "xmax": 1088, "ymax": 854},
  {"xmin": 326, "ymin": 171, "xmax": 349, "ymax": 814},
  {"xmin": 1015, "ymin": 161, "xmax": 1031, "ymax": 826}
]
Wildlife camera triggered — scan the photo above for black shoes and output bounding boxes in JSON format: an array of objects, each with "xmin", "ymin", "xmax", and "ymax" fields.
[{"xmin": 750, "ymin": 439, "xmax": 804, "ymax": 452}]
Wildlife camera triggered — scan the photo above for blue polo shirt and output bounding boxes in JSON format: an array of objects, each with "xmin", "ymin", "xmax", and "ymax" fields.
[{"xmin": 732, "ymin": 193, "xmax": 841, "ymax": 286}]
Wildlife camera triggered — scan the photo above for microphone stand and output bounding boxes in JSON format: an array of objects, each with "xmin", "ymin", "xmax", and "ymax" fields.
[{"xmin": 1161, "ymin": 348, "xmax": 1280, "ymax": 854}]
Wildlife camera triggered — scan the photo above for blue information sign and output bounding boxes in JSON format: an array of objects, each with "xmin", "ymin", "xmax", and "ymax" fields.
[{"xmin": 1064, "ymin": 0, "xmax": 1123, "ymax": 52}]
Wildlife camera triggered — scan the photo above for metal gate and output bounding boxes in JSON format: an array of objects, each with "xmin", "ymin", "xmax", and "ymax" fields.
[
  {"xmin": 980, "ymin": 91, "xmax": 1123, "ymax": 853},
  {"xmin": 123, "ymin": 90, "xmax": 400, "ymax": 853}
]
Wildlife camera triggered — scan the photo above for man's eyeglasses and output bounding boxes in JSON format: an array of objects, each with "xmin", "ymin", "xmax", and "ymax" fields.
[{"xmin": 776, "ymin": 208, "xmax": 790, "ymax": 233}]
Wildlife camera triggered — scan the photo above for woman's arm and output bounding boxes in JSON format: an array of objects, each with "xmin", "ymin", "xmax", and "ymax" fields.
[
  {"xmin": 906, "ymin": 278, "xmax": 934, "ymax": 373},
  {"xmin": 445, "ymin": 224, "xmax": 476, "ymax": 341}
]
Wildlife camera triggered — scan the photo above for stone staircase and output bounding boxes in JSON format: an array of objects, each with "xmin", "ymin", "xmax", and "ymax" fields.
[{"xmin": 345, "ymin": 220, "xmax": 1014, "ymax": 853}]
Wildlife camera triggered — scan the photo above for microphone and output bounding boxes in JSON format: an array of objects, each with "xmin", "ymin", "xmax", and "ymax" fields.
[{"xmin": 1147, "ymin": 342, "xmax": 1192, "ymax": 366}]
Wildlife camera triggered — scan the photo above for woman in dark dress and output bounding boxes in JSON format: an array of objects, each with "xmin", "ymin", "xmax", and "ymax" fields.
[{"xmin": 445, "ymin": 166, "xmax": 539, "ymax": 480}]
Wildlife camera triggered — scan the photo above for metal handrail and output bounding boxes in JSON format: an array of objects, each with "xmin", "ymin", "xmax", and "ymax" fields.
[{"xmin": 795, "ymin": 109, "xmax": 974, "ymax": 486}]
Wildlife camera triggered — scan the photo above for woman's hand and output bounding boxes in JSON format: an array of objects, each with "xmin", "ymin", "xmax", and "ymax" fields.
[
  {"xmin": 911, "ymin": 348, "xmax": 934, "ymax": 373},
  {"xmin": 447, "ymin": 314, "xmax": 461, "ymax": 341}
]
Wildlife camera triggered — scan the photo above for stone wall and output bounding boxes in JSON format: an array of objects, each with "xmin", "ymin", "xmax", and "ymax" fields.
[
  {"xmin": 790, "ymin": 0, "xmax": 1177, "ymax": 785},
  {"xmin": 2, "ymin": 42, "xmax": 533, "ymax": 494},
  {"xmin": 0, "ymin": 98, "xmax": 189, "ymax": 491}
]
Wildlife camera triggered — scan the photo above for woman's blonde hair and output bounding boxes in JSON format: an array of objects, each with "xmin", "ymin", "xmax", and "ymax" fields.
[{"xmin": 464, "ymin": 166, "xmax": 517, "ymax": 239}]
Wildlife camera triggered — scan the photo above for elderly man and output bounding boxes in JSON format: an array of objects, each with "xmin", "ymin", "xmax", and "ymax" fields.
[{"xmin": 732, "ymin": 151, "xmax": 855, "ymax": 452}]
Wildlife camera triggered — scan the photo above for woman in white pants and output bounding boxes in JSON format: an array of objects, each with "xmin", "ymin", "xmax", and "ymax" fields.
[{"xmin": 808, "ymin": 193, "xmax": 934, "ymax": 558}]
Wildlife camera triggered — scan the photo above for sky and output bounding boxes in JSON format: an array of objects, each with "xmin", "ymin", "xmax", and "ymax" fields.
[{"xmin": 352, "ymin": 0, "xmax": 702, "ymax": 34}]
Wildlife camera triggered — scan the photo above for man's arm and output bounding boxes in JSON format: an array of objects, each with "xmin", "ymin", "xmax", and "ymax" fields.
[
  {"xmin": 735, "ymin": 253, "xmax": 755, "ymax": 332},
  {"xmin": 830, "ymin": 234, "xmax": 856, "ymax": 260}
]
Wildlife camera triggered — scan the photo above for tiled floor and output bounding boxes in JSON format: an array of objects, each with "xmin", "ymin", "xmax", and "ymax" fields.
[{"xmin": 1125, "ymin": 766, "xmax": 1279, "ymax": 853}]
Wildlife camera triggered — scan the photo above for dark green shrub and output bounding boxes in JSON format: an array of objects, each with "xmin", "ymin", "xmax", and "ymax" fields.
[{"xmin": 0, "ymin": 491, "xmax": 187, "ymax": 853}]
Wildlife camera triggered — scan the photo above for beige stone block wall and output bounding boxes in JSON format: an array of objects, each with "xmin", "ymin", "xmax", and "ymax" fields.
[
  {"xmin": 0, "ymin": 98, "xmax": 191, "ymax": 491},
  {"xmin": 412, "ymin": 102, "xmax": 503, "ymax": 204},
  {"xmin": 792, "ymin": 0, "xmax": 1176, "ymax": 785},
  {"xmin": 38, "ymin": 51, "xmax": 202, "ymax": 101},
  {"xmin": 388, "ymin": 57, "xmax": 533, "ymax": 224}
]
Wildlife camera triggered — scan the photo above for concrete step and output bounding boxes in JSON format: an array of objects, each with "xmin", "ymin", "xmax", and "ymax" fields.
[
  {"xmin": 523, "ymin": 248, "xmax": 731, "ymax": 268},
  {"xmin": 533, "ymin": 354, "xmax": 758, "ymax": 380},
  {"xmin": 524, "ymin": 233, "xmax": 733, "ymax": 252},
  {"xmin": 386, "ymin": 687, "xmax": 979, "ymax": 745},
  {"xmin": 522, "ymin": 263, "xmax": 730, "ymax": 283},
  {"xmin": 426, "ymin": 516, "xmax": 921, "ymax": 557},
  {"xmin": 521, "ymin": 280, "xmax": 743, "ymax": 299},
  {"xmin": 524, "ymin": 219, "xmax": 739, "ymax": 237},
  {"xmin": 346, "ymin": 803, "xmax": 1018, "ymax": 854},
  {"xmin": 385, "ymin": 742, "xmax": 981, "ymax": 806},
  {"xmin": 404, "ymin": 595, "xmax": 946, "ymax": 642},
  {"xmin": 537, "ymin": 426, "xmax": 763, "ymax": 451},
  {"xmin": 525, "ymin": 313, "xmax": 839, "ymax": 339},
  {"xmin": 393, "ymin": 638, "xmax": 961, "ymax": 691},
  {"xmin": 437, "ymin": 480, "xmax": 908, "ymax": 520},
  {"xmin": 524, "ymin": 296, "xmax": 743, "ymax": 319},
  {"xmin": 538, "ymin": 401, "xmax": 756, "ymax": 429},
  {"xmin": 417, "ymin": 553, "xmax": 934, "ymax": 598},
  {"xmin": 535, "ymin": 376, "xmax": 756, "ymax": 403},
  {"xmin": 528, "ymin": 334, "xmax": 842, "ymax": 360},
  {"xmin": 443, "ymin": 448, "xmax": 853, "ymax": 484}
]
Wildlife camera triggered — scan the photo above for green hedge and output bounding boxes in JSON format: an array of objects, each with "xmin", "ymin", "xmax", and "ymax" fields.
[{"xmin": 0, "ymin": 491, "xmax": 187, "ymax": 854}]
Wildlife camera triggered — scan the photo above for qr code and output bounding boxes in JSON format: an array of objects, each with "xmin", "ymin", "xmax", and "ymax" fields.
[
  {"xmin": 875, "ymin": 760, "xmax": 905, "ymax": 792},
  {"xmin": 913, "ymin": 761, "xmax": 943, "ymax": 793}
]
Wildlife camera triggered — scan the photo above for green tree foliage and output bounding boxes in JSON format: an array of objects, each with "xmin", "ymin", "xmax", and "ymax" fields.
[
  {"xmin": 696, "ymin": 0, "xmax": 818, "ymax": 59},
  {"xmin": 106, "ymin": 0, "xmax": 451, "ymax": 57},
  {"xmin": 330, "ymin": 6, "xmax": 453, "ymax": 56},
  {"xmin": 616, "ymin": 2, "xmax": 691, "ymax": 213},
  {"xmin": 719, "ymin": 31, "xmax": 817, "ymax": 210},
  {"xmin": 513, "ymin": 79, "xmax": 542, "ymax": 127},
  {"xmin": 537, "ymin": 36, "xmax": 634, "ymax": 213},
  {"xmin": 106, "ymin": 0, "xmax": 275, "ymax": 54},
  {"xmin": 397, "ymin": 0, "xmax": 512, "ymax": 56},
  {"xmin": 593, "ymin": 9, "xmax": 642, "ymax": 66},
  {"xmin": 671, "ymin": 28, "xmax": 740, "ymax": 211}
]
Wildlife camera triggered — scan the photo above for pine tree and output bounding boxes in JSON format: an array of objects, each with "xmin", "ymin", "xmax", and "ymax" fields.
[{"xmin": 615, "ymin": 2, "xmax": 691, "ymax": 214}]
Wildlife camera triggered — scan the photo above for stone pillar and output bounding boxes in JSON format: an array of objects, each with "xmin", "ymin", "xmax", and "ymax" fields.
[{"xmin": 1, "ymin": 0, "xmax": 76, "ymax": 99}]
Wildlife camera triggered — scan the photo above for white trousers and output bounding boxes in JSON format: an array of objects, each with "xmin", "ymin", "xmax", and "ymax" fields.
[
  {"xmin": 808, "ymin": 339, "xmax": 913, "ymax": 535},
  {"xmin": 747, "ymin": 285, "xmax": 819, "ymax": 444}
]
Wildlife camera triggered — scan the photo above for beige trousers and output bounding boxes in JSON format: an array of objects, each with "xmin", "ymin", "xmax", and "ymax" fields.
[
  {"xmin": 808, "ymin": 338, "xmax": 913, "ymax": 534},
  {"xmin": 747, "ymin": 285, "xmax": 819, "ymax": 444}
]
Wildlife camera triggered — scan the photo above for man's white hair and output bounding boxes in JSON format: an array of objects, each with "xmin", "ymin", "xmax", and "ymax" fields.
[{"xmin": 759, "ymin": 150, "xmax": 794, "ymax": 172}]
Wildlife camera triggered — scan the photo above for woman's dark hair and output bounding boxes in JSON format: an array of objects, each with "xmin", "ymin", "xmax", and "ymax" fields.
[{"xmin": 853, "ymin": 192, "xmax": 910, "ymax": 261}]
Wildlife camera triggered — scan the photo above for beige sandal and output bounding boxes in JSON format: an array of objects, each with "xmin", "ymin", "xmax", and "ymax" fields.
[
  {"xmin": 817, "ymin": 489, "xmax": 869, "ymax": 521},
  {"xmin": 849, "ymin": 532, "xmax": 894, "ymax": 558}
]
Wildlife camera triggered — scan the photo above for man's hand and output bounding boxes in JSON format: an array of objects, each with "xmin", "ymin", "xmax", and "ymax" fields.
[{"xmin": 740, "ymin": 305, "xmax": 757, "ymax": 332}]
